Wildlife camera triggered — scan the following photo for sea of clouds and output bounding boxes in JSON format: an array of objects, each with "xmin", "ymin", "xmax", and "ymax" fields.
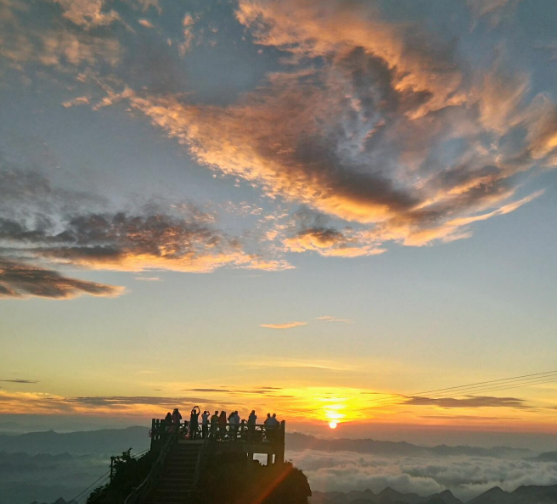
[{"xmin": 287, "ymin": 449, "xmax": 557, "ymax": 502}]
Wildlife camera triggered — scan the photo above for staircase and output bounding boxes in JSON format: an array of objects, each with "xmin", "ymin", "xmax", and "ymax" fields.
[{"xmin": 144, "ymin": 442, "xmax": 202, "ymax": 504}]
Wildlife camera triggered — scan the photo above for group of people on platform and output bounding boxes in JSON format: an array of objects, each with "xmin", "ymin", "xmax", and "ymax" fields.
[{"xmin": 161, "ymin": 407, "xmax": 282, "ymax": 442}]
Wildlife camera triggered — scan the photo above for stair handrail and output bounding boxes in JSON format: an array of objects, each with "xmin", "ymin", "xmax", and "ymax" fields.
[{"xmin": 124, "ymin": 428, "xmax": 179, "ymax": 504}]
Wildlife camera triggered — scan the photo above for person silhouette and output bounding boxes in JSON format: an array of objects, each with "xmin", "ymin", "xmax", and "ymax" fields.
[
  {"xmin": 210, "ymin": 411, "xmax": 219, "ymax": 439},
  {"xmin": 219, "ymin": 411, "xmax": 227, "ymax": 439},
  {"xmin": 189, "ymin": 407, "xmax": 200, "ymax": 440},
  {"xmin": 170, "ymin": 408, "xmax": 182, "ymax": 433},
  {"xmin": 264, "ymin": 413, "xmax": 272, "ymax": 441},
  {"xmin": 248, "ymin": 410, "xmax": 257, "ymax": 441},
  {"xmin": 229, "ymin": 411, "xmax": 240, "ymax": 440},
  {"xmin": 201, "ymin": 410, "xmax": 210, "ymax": 439},
  {"xmin": 164, "ymin": 412, "xmax": 172, "ymax": 430}
]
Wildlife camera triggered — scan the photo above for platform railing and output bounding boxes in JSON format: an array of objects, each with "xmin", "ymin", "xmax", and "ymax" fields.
[{"xmin": 150, "ymin": 418, "xmax": 285, "ymax": 444}]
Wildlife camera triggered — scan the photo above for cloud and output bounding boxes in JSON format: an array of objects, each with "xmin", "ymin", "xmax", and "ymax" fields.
[
  {"xmin": 15, "ymin": 209, "xmax": 288, "ymax": 273},
  {"xmin": 132, "ymin": 0, "xmax": 161, "ymax": 15},
  {"xmin": 288, "ymin": 448, "xmax": 557, "ymax": 502},
  {"xmin": 0, "ymin": 390, "xmax": 221, "ymax": 416},
  {"xmin": 243, "ymin": 359, "xmax": 355, "ymax": 372},
  {"xmin": 187, "ymin": 386, "xmax": 283, "ymax": 396},
  {"xmin": 2, "ymin": 0, "xmax": 555, "ymax": 267},
  {"xmin": 0, "ymin": 162, "xmax": 290, "ymax": 296},
  {"xmin": 0, "ymin": 0, "xmax": 121, "ymax": 70},
  {"xmin": 138, "ymin": 19, "xmax": 154, "ymax": 28},
  {"xmin": 28, "ymin": 211, "xmax": 259, "ymax": 273},
  {"xmin": 405, "ymin": 395, "xmax": 527, "ymax": 409},
  {"xmin": 284, "ymin": 227, "xmax": 385, "ymax": 258},
  {"xmin": 466, "ymin": 0, "xmax": 521, "ymax": 25},
  {"xmin": 0, "ymin": 379, "xmax": 39, "ymax": 384},
  {"xmin": 49, "ymin": 0, "xmax": 120, "ymax": 28},
  {"xmin": 316, "ymin": 316, "xmax": 352, "ymax": 324},
  {"xmin": 261, "ymin": 321, "xmax": 307, "ymax": 329},
  {"xmin": 65, "ymin": 395, "xmax": 212, "ymax": 407},
  {"xmin": 111, "ymin": 0, "xmax": 554, "ymax": 258},
  {"xmin": 62, "ymin": 96, "xmax": 91, "ymax": 108},
  {"xmin": 0, "ymin": 259, "xmax": 123, "ymax": 300},
  {"xmin": 179, "ymin": 13, "xmax": 196, "ymax": 56}
]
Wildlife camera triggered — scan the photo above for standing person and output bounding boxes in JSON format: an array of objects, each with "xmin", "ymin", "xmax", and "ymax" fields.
[
  {"xmin": 264, "ymin": 413, "xmax": 273, "ymax": 442},
  {"xmin": 248, "ymin": 410, "xmax": 257, "ymax": 441},
  {"xmin": 171, "ymin": 408, "xmax": 182, "ymax": 433},
  {"xmin": 163, "ymin": 412, "xmax": 172, "ymax": 433},
  {"xmin": 189, "ymin": 407, "xmax": 200, "ymax": 440},
  {"xmin": 201, "ymin": 411, "xmax": 210, "ymax": 439},
  {"xmin": 227, "ymin": 411, "xmax": 235, "ymax": 439},
  {"xmin": 210, "ymin": 411, "xmax": 219, "ymax": 439},
  {"xmin": 271, "ymin": 413, "xmax": 279, "ymax": 442},
  {"xmin": 229, "ymin": 411, "xmax": 239, "ymax": 440},
  {"xmin": 269, "ymin": 413, "xmax": 280, "ymax": 442},
  {"xmin": 219, "ymin": 411, "xmax": 227, "ymax": 439},
  {"xmin": 234, "ymin": 411, "xmax": 241, "ymax": 439}
]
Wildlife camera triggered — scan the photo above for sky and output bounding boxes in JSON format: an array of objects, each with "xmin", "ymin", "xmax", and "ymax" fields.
[{"xmin": 0, "ymin": 0, "xmax": 557, "ymax": 447}]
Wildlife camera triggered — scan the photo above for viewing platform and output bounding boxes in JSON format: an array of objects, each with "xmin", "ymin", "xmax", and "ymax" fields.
[
  {"xmin": 123, "ymin": 416, "xmax": 288, "ymax": 503},
  {"xmin": 149, "ymin": 417, "xmax": 286, "ymax": 465}
]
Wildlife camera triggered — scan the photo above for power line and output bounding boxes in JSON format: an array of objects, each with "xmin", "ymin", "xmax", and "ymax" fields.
[
  {"xmin": 413, "ymin": 370, "xmax": 557, "ymax": 397},
  {"xmin": 69, "ymin": 470, "xmax": 111, "ymax": 504},
  {"xmin": 69, "ymin": 447, "xmax": 151, "ymax": 503},
  {"xmin": 362, "ymin": 370, "xmax": 557, "ymax": 410},
  {"xmin": 457, "ymin": 377, "xmax": 557, "ymax": 395}
]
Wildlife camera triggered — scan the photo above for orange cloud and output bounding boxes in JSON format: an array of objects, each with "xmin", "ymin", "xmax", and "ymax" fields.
[
  {"xmin": 236, "ymin": 0, "xmax": 463, "ymax": 116},
  {"xmin": 283, "ymin": 227, "xmax": 385, "ymax": 257},
  {"xmin": 118, "ymin": 0, "xmax": 551, "ymax": 256},
  {"xmin": 0, "ymin": 0, "xmax": 121, "ymax": 68},
  {"xmin": 50, "ymin": 0, "xmax": 120, "ymax": 28},
  {"xmin": 5, "ymin": 0, "xmax": 552, "ymax": 263},
  {"xmin": 0, "ymin": 162, "xmax": 291, "ymax": 275},
  {"xmin": 316, "ymin": 316, "xmax": 352, "ymax": 324},
  {"xmin": 138, "ymin": 18, "xmax": 154, "ymax": 28},
  {"xmin": 260, "ymin": 321, "xmax": 307, "ymax": 329}
]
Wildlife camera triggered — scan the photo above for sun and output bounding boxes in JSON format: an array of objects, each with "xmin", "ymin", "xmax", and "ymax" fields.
[{"xmin": 328, "ymin": 421, "xmax": 338, "ymax": 429}]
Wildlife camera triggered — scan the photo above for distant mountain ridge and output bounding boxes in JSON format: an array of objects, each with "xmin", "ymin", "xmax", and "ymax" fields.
[
  {"xmin": 1, "ymin": 428, "xmax": 555, "ymax": 504},
  {"xmin": 0, "ymin": 426, "xmax": 150, "ymax": 455},
  {"xmin": 532, "ymin": 451, "xmax": 557, "ymax": 463},
  {"xmin": 311, "ymin": 484, "xmax": 557, "ymax": 504},
  {"xmin": 29, "ymin": 499, "xmax": 76, "ymax": 504},
  {"xmin": 311, "ymin": 487, "xmax": 463, "ymax": 504},
  {"xmin": 469, "ymin": 484, "xmax": 557, "ymax": 504},
  {"xmin": 0, "ymin": 428, "xmax": 536, "ymax": 458},
  {"xmin": 287, "ymin": 433, "xmax": 532, "ymax": 458}
]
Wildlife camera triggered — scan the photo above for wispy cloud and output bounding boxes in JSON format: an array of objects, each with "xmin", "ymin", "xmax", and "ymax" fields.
[
  {"xmin": 0, "ymin": 379, "xmax": 39, "ymax": 384},
  {"xmin": 466, "ymin": 0, "xmax": 520, "ymax": 26},
  {"xmin": 50, "ymin": 0, "xmax": 121, "ymax": 28},
  {"xmin": 405, "ymin": 395, "xmax": 527, "ymax": 409},
  {"xmin": 0, "ymin": 259, "xmax": 123, "ymax": 300},
  {"xmin": 261, "ymin": 321, "xmax": 307, "ymax": 329},
  {"xmin": 0, "ymin": 161, "xmax": 290, "ymax": 300},
  {"xmin": 138, "ymin": 18, "xmax": 154, "ymax": 28},
  {"xmin": 243, "ymin": 359, "xmax": 356, "ymax": 372},
  {"xmin": 1, "ymin": 0, "xmax": 555, "ymax": 300},
  {"xmin": 316, "ymin": 316, "xmax": 352, "ymax": 324},
  {"xmin": 62, "ymin": 96, "xmax": 90, "ymax": 108},
  {"xmin": 112, "ymin": 0, "xmax": 554, "ymax": 259}
]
